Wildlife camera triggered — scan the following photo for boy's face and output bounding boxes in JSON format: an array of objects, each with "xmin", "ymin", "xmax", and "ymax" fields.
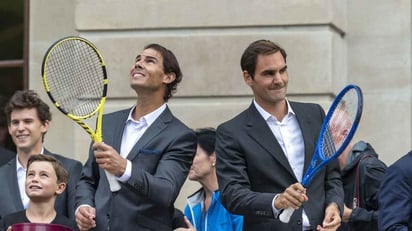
[{"xmin": 25, "ymin": 161, "xmax": 66, "ymax": 201}]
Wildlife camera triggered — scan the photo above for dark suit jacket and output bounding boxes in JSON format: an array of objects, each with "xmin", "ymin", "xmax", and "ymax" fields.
[
  {"xmin": 0, "ymin": 149, "xmax": 82, "ymax": 220},
  {"xmin": 378, "ymin": 151, "xmax": 412, "ymax": 231},
  {"xmin": 216, "ymin": 102, "xmax": 344, "ymax": 231},
  {"xmin": 76, "ymin": 106, "xmax": 197, "ymax": 231},
  {"xmin": 0, "ymin": 147, "xmax": 15, "ymax": 166}
]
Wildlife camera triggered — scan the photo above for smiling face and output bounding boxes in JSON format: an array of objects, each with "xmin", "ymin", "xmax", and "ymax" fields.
[
  {"xmin": 25, "ymin": 161, "xmax": 66, "ymax": 202},
  {"xmin": 8, "ymin": 108, "xmax": 48, "ymax": 154},
  {"xmin": 129, "ymin": 48, "xmax": 176, "ymax": 98}
]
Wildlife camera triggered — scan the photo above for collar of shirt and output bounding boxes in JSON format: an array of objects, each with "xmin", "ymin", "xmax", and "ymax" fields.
[
  {"xmin": 125, "ymin": 103, "xmax": 167, "ymax": 127},
  {"xmin": 16, "ymin": 147, "xmax": 45, "ymax": 171},
  {"xmin": 120, "ymin": 103, "xmax": 166, "ymax": 158},
  {"xmin": 253, "ymin": 98, "xmax": 296, "ymax": 122}
]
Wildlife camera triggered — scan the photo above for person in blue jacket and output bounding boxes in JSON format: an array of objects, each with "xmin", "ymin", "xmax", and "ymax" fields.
[{"xmin": 178, "ymin": 128, "xmax": 243, "ymax": 231}]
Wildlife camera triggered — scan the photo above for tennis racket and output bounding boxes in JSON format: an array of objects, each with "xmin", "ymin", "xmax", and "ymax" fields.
[
  {"xmin": 41, "ymin": 36, "xmax": 121, "ymax": 192},
  {"xmin": 279, "ymin": 84, "xmax": 363, "ymax": 223}
]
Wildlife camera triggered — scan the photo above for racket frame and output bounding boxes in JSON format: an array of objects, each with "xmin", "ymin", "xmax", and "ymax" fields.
[
  {"xmin": 41, "ymin": 36, "xmax": 120, "ymax": 192},
  {"xmin": 279, "ymin": 84, "xmax": 363, "ymax": 223},
  {"xmin": 301, "ymin": 84, "xmax": 363, "ymax": 187}
]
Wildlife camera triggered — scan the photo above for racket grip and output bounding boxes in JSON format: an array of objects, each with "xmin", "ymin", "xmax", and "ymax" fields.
[
  {"xmin": 279, "ymin": 207, "xmax": 295, "ymax": 223},
  {"xmin": 104, "ymin": 170, "xmax": 121, "ymax": 192}
]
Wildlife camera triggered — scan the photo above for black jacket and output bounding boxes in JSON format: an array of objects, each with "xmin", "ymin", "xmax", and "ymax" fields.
[{"xmin": 339, "ymin": 141, "xmax": 387, "ymax": 231}]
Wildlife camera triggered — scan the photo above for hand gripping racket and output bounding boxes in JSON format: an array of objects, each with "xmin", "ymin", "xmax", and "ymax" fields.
[
  {"xmin": 279, "ymin": 84, "xmax": 363, "ymax": 223},
  {"xmin": 41, "ymin": 36, "xmax": 121, "ymax": 192}
]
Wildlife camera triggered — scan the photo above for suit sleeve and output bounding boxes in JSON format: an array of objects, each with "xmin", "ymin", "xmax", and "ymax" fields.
[
  {"xmin": 216, "ymin": 124, "xmax": 276, "ymax": 218},
  {"xmin": 378, "ymin": 161, "xmax": 412, "ymax": 231},
  {"xmin": 66, "ymin": 160, "xmax": 83, "ymax": 219},
  {"xmin": 126, "ymin": 130, "xmax": 197, "ymax": 207},
  {"xmin": 75, "ymin": 143, "xmax": 100, "ymax": 208},
  {"xmin": 324, "ymin": 158, "xmax": 344, "ymax": 216}
]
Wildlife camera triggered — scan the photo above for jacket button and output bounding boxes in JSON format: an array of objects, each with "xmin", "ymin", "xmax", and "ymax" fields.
[{"xmin": 297, "ymin": 219, "xmax": 302, "ymax": 225}]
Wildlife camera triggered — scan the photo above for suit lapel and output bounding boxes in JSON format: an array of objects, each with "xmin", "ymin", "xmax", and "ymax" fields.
[
  {"xmin": 112, "ymin": 110, "xmax": 130, "ymax": 152},
  {"xmin": 126, "ymin": 106, "xmax": 173, "ymax": 161},
  {"xmin": 245, "ymin": 104, "xmax": 296, "ymax": 178},
  {"xmin": 291, "ymin": 102, "xmax": 318, "ymax": 174}
]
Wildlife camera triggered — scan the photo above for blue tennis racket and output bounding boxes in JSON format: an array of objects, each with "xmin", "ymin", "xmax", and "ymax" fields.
[{"xmin": 279, "ymin": 84, "xmax": 363, "ymax": 223}]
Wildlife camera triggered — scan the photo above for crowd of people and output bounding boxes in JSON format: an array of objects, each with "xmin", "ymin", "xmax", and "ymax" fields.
[{"xmin": 0, "ymin": 39, "xmax": 410, "ymax": 231}]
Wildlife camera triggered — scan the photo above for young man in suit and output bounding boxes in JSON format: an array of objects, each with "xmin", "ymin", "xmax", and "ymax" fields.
[
  {"xmin": 0, "ymin": 90, "xmax": 82, "ymax": 221},
  {"xmin": 75, "ymin": 44, "xmax": 197, "ymax": 231},
  {"xmin": 215, "ymin": 40, "xmax": 344, "ymax": 231}
]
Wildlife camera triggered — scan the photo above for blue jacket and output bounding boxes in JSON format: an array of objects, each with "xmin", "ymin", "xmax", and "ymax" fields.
[{"xmin": 184, "ymin": 189, "xmax": 243, "ymax": 231}]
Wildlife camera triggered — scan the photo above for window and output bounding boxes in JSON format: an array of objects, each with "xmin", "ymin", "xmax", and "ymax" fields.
[{"xmin": 0, "ymin": 0, "xmax": 27, "ymax": 151}]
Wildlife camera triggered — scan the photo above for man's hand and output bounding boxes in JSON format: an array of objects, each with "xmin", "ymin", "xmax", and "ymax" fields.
[
  {"xmin": 76, "ymin": 206, "xmax": 96, "ymax": 231},
  {"xmin": 274, "ymin": 183, "xmax": 308, "ymax": 210},
  {"xmin": 316, "ymin": 203, "xmax": 341, "ymax": 231},
  {"xmin": 94, "ymin": 142, "xmax": 127, "ymax": 176},
  {"xmin": 342, "ymin": 204, "xmax": 352, "ymax": 222}
]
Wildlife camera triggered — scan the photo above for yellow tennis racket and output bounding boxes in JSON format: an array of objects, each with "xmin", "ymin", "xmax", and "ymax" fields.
[{"xmin": 41, "ymin": 36, "xmax": 121, "ymax": 192}]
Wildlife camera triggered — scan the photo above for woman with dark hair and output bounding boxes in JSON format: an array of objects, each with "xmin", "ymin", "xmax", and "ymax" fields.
[{"xmin": 175, "ymin": 128, "xmax": 243, "ymax": 231}]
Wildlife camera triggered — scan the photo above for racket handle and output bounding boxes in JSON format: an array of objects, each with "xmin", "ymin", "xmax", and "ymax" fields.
[
  {"xmin": 104, "ymin": 170, "xmax": 121, "ymax": 192},
  {"xmin": 279, "ymin": 207, "xmax": 295, "ymax": 223}
]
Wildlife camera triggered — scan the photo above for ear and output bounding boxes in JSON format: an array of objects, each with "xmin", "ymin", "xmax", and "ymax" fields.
[
  {"xmin": 8, "ymin": 124, "xmax": 12, "ymax": 136},
  {"xmin": 163, "ymin": 72, "xmax": 176, "ymax": 84},
  {"xmin": 243, "ymin": 71, "xmax": 253, "ymax": 86},
  {"xmin": 41, "ymin": 120, "xmax": 50, "ymax": 134},
  {"xmin": 210, "ymin": 152, "xmax": 217, "ymax": 165},
  {"xmin": 55, "ymin": 182, "xmax": 66, "ymax": 196}
]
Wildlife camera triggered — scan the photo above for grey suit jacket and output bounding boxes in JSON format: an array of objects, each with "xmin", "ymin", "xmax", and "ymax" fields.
[
  {"xmin": 76, "ymin": 106, "xmax": 197, "ymax": 231},
  {"xmin": 216, "ymin": 101, "xmax": 344, "ymax": 231},
  {"xmin": 0, "ymin": 149, "xmax": 82, "ymax": 220},
  {"xmin": 0, "ymin": 147, "xmax": 15, "ymax": 166}
]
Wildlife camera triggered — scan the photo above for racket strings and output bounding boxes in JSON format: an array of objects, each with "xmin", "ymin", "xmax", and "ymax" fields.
[
  {"xmin": 321, "ymin": 89, "xmax": 359, "ymax": 158},
  {"xmin": 44, "ymin": 39, "xmax": 105, "ymax": 117}
]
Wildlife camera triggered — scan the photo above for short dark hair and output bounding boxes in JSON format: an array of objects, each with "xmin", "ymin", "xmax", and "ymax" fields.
[
  {"xmin": 27, "ymin": 155, "xmax": 68, "ymax": 184},
  {"xmin": 144, "ymin": 44, "xmax": 182, "ymax": 102},
  {"xmin": 4, "ymin": 90, "xmax": 51, "ymax": 125},
  {"xmin": 195, "ymin": 127, "xmax": 216, "ymax": 156},
  {"xmin": 240, "ymin": 39, "xmax": 287, "ymax": 79}
]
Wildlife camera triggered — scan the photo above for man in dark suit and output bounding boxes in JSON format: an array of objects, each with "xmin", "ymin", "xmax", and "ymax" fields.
[
  {"xmin": 0, "ymin": 146, "xmax": 15, "ymax": 166},
  {"xmin": 216, "ymin": 40, "xmax": 344, "ymax": 231},
  {"xmin": 378, "ymin": 150, "xmax": 412, "ymax": 230},
  {"xmin": 0, "ymin": 90, "xmax": 82, "ymax": 221},
  {"xmin": 75, "ymin": 44, "xmax": 197, "ymax": 231}
]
